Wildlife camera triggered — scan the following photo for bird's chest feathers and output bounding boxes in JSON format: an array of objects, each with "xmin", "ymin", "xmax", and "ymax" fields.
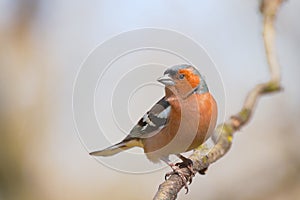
[{"xmin": 167, "ymin": 95, "xmax": 201, "ymax": 131}]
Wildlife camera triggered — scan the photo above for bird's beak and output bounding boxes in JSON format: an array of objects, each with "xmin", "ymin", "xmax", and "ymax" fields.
[{"xmin": 157, "ymin": 74, "xmax": 175, "ymax": 86}]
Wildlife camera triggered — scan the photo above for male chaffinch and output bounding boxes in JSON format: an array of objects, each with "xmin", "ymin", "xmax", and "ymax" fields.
[{"xmin": 90, "ymin": 64, "xmax": 218, "ymax": 189}]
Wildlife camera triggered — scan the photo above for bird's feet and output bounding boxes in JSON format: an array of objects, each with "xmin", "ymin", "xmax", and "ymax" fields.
[{"xmin": 165, "ymin": 159, "xmax": 195, "ymax": 193}]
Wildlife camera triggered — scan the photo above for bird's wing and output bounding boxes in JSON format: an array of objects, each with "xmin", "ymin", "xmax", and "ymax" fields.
[{"xmin": 124, "ymin": 97, "xmax": 170, "ymax": 140}]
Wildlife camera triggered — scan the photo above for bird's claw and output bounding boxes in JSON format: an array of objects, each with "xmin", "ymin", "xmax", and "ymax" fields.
[
  {"xmin": 165, "ymin": 160, "xmax": 195, "ymax": 193},
  {"xmin": 177, "ymin": 158, "xmax": 196, "ymax": 179},
  {"xmin": 165, "ymin": 165, "xmax": 190, "ymax": 193}
]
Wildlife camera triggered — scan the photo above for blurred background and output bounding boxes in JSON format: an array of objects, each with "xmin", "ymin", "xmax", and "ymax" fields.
[{"xmin": 1, "ymin": 0, "xmax": 300, "ymax": 200}]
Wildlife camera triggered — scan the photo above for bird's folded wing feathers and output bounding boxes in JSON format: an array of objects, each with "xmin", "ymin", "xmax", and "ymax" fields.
[{"xmin": 124, "ymin": 97, "xmax": 170, "ymax": 140}]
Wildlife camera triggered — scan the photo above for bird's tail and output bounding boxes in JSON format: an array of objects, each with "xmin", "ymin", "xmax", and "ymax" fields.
[{"xmin": 89, "ymin": 139, "xmax": 143, "ymax": 157}]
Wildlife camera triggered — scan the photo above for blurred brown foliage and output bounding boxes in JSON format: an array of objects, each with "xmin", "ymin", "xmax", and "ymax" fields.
[{"xmin": 0, "ymin": 0, "xmax": 46, "ymax": 199}]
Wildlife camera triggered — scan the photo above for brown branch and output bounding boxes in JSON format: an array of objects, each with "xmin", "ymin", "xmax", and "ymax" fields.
[{"xmin": 153, "ymin": 1, "xmax": 285, "ymax": 199}]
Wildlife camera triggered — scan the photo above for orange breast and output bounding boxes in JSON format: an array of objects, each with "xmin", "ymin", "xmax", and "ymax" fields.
[{"xmin": 142, "ymin": 93, "xmax": 217, "ymax": 162}]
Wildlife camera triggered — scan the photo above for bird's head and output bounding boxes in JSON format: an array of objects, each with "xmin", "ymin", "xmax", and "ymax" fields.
[{"xmin": 157, "ymin": 64, "xmax": 208, "ymax": 99}]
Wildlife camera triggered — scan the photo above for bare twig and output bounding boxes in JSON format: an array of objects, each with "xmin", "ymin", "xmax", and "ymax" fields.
[{"xmin": 153, "ymin": 1, "xmax": 284, "ymax": 199}]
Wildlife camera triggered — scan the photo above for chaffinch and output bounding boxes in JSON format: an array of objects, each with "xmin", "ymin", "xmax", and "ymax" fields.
[{"xmin": 90, "ymin": 64, "xmax": 218, "ymax": 189}]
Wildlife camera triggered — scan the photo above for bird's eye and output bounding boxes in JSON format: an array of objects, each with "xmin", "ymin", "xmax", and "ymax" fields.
[{"xmin": 179, "ymin": 74, "xmax": 185, "ymax": 80}]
